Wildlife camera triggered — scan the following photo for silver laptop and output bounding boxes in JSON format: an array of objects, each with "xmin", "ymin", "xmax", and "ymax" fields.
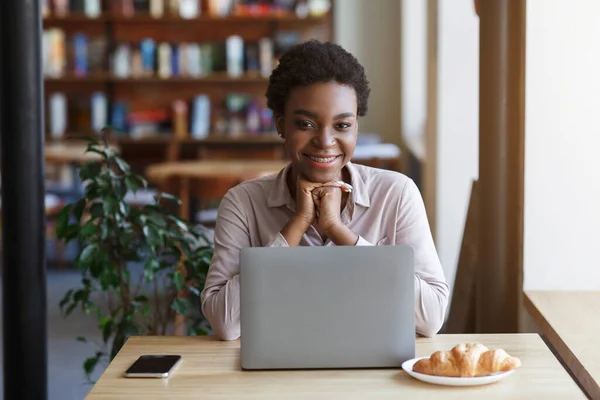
[{"xmin": 239, "ymin": 245, "xmax": 415, "ymax": 370}]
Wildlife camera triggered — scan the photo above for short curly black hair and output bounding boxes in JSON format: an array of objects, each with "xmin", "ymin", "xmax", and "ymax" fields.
[{"xmin": 265, "ymin": 40, "xmax": 370, "ymax": 117}]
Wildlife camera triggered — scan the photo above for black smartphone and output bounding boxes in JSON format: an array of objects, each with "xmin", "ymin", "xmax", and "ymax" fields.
[{"xmin": 124, "ymin": 355, "xmax": 182, "ymax": 378}]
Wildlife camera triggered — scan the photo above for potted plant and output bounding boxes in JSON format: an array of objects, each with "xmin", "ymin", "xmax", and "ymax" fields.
[{"xmin": 55, "ymin": 131, "xmax": 213, "ymax": 381}]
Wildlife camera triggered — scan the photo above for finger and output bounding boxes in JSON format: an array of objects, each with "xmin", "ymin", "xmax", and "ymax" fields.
[
  {"xmin": 321, "ymin": 181, "xmax": 353, "ymax": 193},
  {"xmin": 311, "ymin": 190, "xmax": 321, "ymax": 207}
]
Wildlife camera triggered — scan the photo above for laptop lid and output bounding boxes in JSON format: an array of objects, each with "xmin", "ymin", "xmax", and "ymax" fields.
[{"xmin": 239, "ymin": 245, "xmax": 415, "ymax": 370}]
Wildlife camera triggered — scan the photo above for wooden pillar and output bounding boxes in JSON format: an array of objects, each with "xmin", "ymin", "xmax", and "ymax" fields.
[{"xmin": 476, "ymin": 0, "xmax": 526, "ymax": 333}]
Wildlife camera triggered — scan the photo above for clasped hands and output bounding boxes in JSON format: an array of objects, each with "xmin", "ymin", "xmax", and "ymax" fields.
[{"xmin": 295, "ymin": 175, "xmax": 353, "ymax": 236}]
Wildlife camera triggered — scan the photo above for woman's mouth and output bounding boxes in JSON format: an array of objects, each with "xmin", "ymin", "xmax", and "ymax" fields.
[
  {"xmin": 309, "ymin": 155, "xmax": 337, "ymax": 162},
  {"xmin": 304, "ymin": 154, "xmax": 341, "ymax": 168}
]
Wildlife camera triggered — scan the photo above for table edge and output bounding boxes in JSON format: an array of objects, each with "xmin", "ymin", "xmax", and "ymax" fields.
[{"xmin": 523, "ymin": 291, "xmax": 599, "ymax": 400}]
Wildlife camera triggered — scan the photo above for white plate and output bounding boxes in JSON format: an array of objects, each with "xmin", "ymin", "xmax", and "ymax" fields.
[{"xmin": 401, "ymin": 357, "xmax": 515, "ymax": 387}]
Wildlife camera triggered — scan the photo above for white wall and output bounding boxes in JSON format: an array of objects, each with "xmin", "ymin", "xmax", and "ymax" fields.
[
  {"xmin": 523, "ymin": 0, "xmax": 600, "ymax": 290},
  {"xmin": 334, "ymin": 0, "xmax": 401, "ymax": 145},
  {"xmin": 401, "ymin": 0, "xmax": 427, "ymax": 144},
  {"xmin": 434, "ymin": 0, "xmax": 479, "ymax": 295}
]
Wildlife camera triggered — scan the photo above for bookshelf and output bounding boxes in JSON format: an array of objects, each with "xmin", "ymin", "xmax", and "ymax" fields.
[{"xmin": 43, "ymin": 0, "xmax": 334, "ymax": 175}]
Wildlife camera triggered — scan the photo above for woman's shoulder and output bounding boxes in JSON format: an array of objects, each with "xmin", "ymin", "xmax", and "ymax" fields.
[
  {"xmin": 351, "ymin": 163, "xmax": 417, "ymax": 196},
  {"xmin": 222, "ymin": 173, "xmax": 279, "ymax": 208}
]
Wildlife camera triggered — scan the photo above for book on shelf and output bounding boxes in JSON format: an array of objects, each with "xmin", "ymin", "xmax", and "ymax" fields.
[
  {"xmin": 44, "ymin": 0, "xmax": 331, "ymax": 19},
  {"xmin": 48, "ymin": 93, "xmax": 67, "ymax": 140},
  {"xmin": 179, "ymin": 0, "xmax": 200, "ymax": 18},
  {"xmin": 133, "ymin": 0, "xmax": 150, "ymax": 12},
  {"xmin": 91, "ymin": 92, "xmax": 108, "ymax": 133},
  {"xmin": 150, "ymin": 0, "xmax": 165, "ymax": 18},
  {"xmin": 73, "ymin": 33, "xmax": 88, "ymax": 76},
  {"xmin": 191, "ymin": 95, "xmax": 211, "ymax": 139},
  {"xmin": 44, "ymin": 29, "xmax": 66, "ymax": 77},
  {"xmin": 105, "ymin": 38, "xmax": 275, "ymax": 79}
]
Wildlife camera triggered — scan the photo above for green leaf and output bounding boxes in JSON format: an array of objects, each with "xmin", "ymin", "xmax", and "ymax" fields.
[
  {"xmin": 138, "ymin": 176, "xmax": 149, "ymax": 188},
  {"xmin": 72, "ymin": 198, "xmax": 87, "ymax": 222},
  {"xmin": 113, "ymin": 180, "xmax": 128, "ymax": 200},
  {"xmin": 133, "ymin": 295, "xmax": 148, "ymax": 303},
  {"xmin": 144, "ymin": 258, "xmax": 160, "ymax": 282},
  {"xmin": 76, "ymin": 336, "xmax": 88, "ymax": 343},
  {"xmin": 63, "ymin": 224, "xmax": 80, "ymax": 243},
  {"xmin": 83, "ymin": 353, "xmax": 102, "ymax": 376},
  {"xmin": 158, "ymin": 193, "xmax": 182, "ymax": 205},
  {"xmin": 55, "ymin": 204, "xmax": 73, "ymax": 238},
  {"xmin": 102, "ymin": 319, "xmax": 113, "ymax": 343},
  {"xmin": 79, "ymin": 244, "xmax": 98, "ymax": 266},
  {"xmin": 89, "ymin": 202, "xmax": 104, "ymax": 218},
  {"xmin": 168, "ymin": 215, "xmax": 189, "ymax": 233},
  {"xmin": 179, "ymin": 241, "xmax": 192, "ymax": 259},
  {"xmin": 143, "ymin": 225, "xmax": 163, "ymax": 248},
  {"xmin": 65, "ymin": 302, "xmax": 77, "ymax": 316},
  {"xmin": 102, "ymin": 125, "xmax": 124, "ymax": 134},
  {"xmin": 80, "ymin": 219, "xmax": 97, "ymax": 238},
  {"xmin": 103, "ymin": 195, "xmax": 118, "ymax": 215},
  {"xmin": 125, "ymin": 176, "xmax": 139, "ymax": 193},
  {"xmin": 140, "ymin": 305, "xmax": 151, "ymax": 316},
  {"xmin": 171, "ymin": 298, "xmax": 189, "ymax": 315},
  {"xmin": 79, "ymin": 162, "xmax": 102, "ymax": 182},
  {"xmin": 83, "ymin": 301, "xmax": 95, "ymax": 315},
  {"xmin": 100, "ymin": 220, "xmax": 110, "ymax": 240},
  {"xmin": 59, "ymin": 289, "xmax": 74, "ymax": 311},
  {"xmin": 146, "ymin": 214, "xmax": 167, "ymax": 229},
  {"xmin": 114, "ymin": 157, "xmax": 131, "ymax": 174},
  {"xmin": 119, "ymin": 202, "xmax": 130, "ymax": 217},
  {"xmin": 73, "ymin": 289, "xmax": 86, "ymax": 302},
  {"xmin": 173, "ymin": 271, "xmax": 186, "ymax": 292},
  {"xmin": 84, "ymin": 147, "xmax": 107, "ymax": 158}
]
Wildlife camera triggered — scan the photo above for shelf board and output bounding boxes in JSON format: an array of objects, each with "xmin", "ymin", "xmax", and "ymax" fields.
[
  {"xmin": 112, "ymin": 73, "xmax": 268, "ymax": 83},
  {"xmin": 44, "ymin": 73, "xmax": 110, "ymax": 83},
  {"xmin": 114, "ymin": 135, "xmax": 282, "ymax": 145},
  {"xmin": 43, "ymin": 13, "xmax": 327, "ymax": 24},
  {"xmin": 44, "ymin": 73, "xmax": 268, "ymax": 84},
  {"xmin": 182, "ymin": 135, "xmax": 282, "ymax": 144},
  {"xmin": 43, "ymin": 13, "xmax": 109, "ymax": 23}
]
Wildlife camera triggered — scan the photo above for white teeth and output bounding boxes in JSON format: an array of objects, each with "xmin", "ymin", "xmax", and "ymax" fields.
[{"xmin": 309, "ymin": 155, "xmax": 337, "ymax": 163}]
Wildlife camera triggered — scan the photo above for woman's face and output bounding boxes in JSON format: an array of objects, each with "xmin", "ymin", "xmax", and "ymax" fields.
[{"xmin": 277, "ymin": 81, "xmax": 359, "ymax": 183}]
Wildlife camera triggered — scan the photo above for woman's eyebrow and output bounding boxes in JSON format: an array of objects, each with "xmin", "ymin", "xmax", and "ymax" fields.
[
  {"xmin": 333, "ymin": 112, "xmax": 355, "ymax": 120},
  {"xmin": 293, "ymin": 109, "xmax": 317, "ymax": 117},
  {"xmin": 292, "ymin": 110, "xmax": 355, "ymax": 120}
]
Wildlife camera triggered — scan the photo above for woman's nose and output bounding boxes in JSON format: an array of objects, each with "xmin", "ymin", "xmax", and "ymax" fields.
[{"xmin": 312, "ymin": 128, "xmax": 336, "ymax": 149}]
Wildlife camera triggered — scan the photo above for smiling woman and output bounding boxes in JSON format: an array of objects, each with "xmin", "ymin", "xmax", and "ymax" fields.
[{"xmin": 200, "ymin": 40, "xmax": 449, "ymax": 340}]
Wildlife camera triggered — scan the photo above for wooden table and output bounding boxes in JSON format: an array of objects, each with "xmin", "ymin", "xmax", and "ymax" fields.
[
  {"xmin": 45, "ymin": 142, "xmax": 121, "ymax": 165},
  {"xmin": 146, "ymin": 159, "xmax": 288, "ymax": 220},
  {"xmin": 86, "ymin": 334, "xmax": 584, "ymax": 399},
  {"xmin": 524, "ymin": 291, "xmax": 600, "ymax": 399}
]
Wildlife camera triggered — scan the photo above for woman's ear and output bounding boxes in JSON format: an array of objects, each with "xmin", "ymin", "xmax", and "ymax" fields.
[{"xmin": 275, "ymin": 113, "xmax": 285, "ymax": 138}]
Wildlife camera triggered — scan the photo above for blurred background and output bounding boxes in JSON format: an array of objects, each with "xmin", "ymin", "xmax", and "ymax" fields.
[{"xmin": 1, "ymin": 0, "xmax": 599, "ymax": 399}]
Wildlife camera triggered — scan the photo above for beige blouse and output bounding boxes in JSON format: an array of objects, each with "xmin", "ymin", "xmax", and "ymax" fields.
[{"xmin": 200, "ymin": 162, "xmax": 449, "ymax": 340}]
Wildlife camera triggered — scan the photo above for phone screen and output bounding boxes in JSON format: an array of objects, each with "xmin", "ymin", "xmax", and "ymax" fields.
[{"xmin": 125, "ymin": 355, "xmax": 182, "ymax": 376}]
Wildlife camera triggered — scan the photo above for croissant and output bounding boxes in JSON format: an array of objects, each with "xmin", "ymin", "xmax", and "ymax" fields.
[{"xmin": 412, "ymin": 343, "xmax": 521, "ymax": 377}]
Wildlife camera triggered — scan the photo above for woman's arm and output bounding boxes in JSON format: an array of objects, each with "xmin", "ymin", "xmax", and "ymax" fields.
[
  {"xmin": 397, "ymin": 179, "xmax": 449, "ymax": 337},
  {"xmin": 350, "ymin": 179, "xmax": 449, "ymax": 336},
  {"xmin": 200, "ymin": 192, "xmax": 248, "ymax": 341},
  {"xmin": 200, "ymin": 190, "xmax": 300, "ymax": 340}
]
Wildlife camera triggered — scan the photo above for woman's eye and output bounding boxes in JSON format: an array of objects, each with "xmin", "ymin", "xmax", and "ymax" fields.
[
  {"xmin": 336, "ymin": 122, "xmax": 351, "ymax": 130},
  {"xmin": 296, "ymin": 120, "xmax": 315, "ymax": 129}
]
